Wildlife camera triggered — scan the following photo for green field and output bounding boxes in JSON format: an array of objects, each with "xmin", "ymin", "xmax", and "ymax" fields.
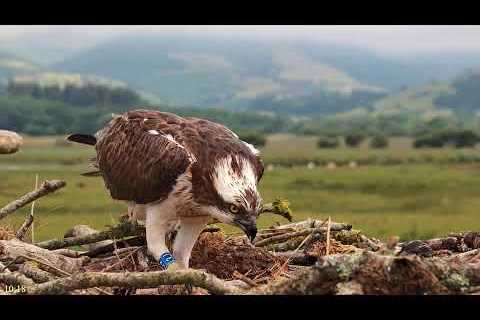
[{"xmin": 1, "ymin": 135, "xmax": 480, "ymax": 242}]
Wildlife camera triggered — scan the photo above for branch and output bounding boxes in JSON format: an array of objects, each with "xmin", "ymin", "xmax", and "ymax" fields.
[
  {"xmin": 15, "ymin": 214, "xmax": 34, "ymax": 240},
  {"xmin": 254, "ymin": 224, "xmax": 351, "ymax": 247},
  {"xmin": 25, "ymin": 269, "xmax": 242, "ymax": 295},
  {"xmin": 260, "ymin": 198, "xmax": 293, "ymax": 222},
  {"xmin": 0, "ymin": 238, "xmax": 85, "ymax": 275},
  {"xmin": 35, "ymin": 221, "xmax": 143, "ymax": 250},
  {"xmin": 0, "ymin": 180, "xmax": 66, "ymax": 220}
]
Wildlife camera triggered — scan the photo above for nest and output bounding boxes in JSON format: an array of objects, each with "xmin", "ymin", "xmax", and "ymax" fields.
[
  {"xmin": 306, "ymin": 239, "xmax": 357, "ymax": 257},
  {"xmin": 190, "ymin": 231, "xmax": 287, "ymax": 281}
]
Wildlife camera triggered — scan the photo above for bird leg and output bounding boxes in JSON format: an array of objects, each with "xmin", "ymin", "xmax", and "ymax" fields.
[
  {"xmin": 172, "ymin": 216, "xmax": 210, "ymax": 269},
  {"xmin": 145, "ymin": 203, "xmax": 178, "ymax": 270},
  {"xmin": 172, "ymin": 216, "xmax": 210, "ymax": 294}
]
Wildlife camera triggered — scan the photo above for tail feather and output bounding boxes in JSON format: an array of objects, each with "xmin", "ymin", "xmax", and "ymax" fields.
[
  {"xmin": 66, "ymin": 133, "xmax": 96, "ymax": 146},
  {"xmin": 81, "ymin": 170, "xmax": 102, "ymax": 177},
  {"xmin": 67, "ymin": 134, "xmax": 100, "ymax": 177}
]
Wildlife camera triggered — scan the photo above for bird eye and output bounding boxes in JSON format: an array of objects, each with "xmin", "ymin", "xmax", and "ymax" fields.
[{"xmin": 229, "ymin": 204, "xmax": 239, "ymax": 214}]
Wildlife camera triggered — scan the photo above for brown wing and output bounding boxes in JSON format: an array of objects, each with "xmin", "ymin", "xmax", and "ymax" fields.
[{"xmin": 95, "ymin": 113, "xmax": 192, "ymax": 204}]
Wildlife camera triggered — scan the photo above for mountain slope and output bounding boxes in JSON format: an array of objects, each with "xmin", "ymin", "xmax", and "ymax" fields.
[{"xmin": 53, "ymin": 34, "xmax": 413, "ymax": 112}]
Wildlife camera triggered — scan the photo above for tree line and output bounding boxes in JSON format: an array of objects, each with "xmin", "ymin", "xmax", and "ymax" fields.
[{"xmin": 7, "ymin": 80, "xmax": 141, "ymax": 107}]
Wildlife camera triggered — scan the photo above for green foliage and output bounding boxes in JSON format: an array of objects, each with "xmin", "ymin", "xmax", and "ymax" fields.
[
  {"xmin": 370, "ymin": 135, "xmax": 389, "ymax": 149},
  {"xmin": 317, "ymin": 136, "xmax": 340, "ymax": 149},
  {"xmin": 413, "ymin": 129, "xmax": 479, "ymax": 149},
  {"xmin": 237, "ymin": 131, "xmax": 266, "ymax": 147},
  {"xmin": 7, "ymin": 80, "xmax": 141, "ymax": 107},
  {"xmin": 413, "ymin": 134, "xmax": 445, "ymax": 148},
  {"xmin": 344, "ymin": 133, "xmax": 366, "ymax": 148},
  {"xmin": 0, "ymin": 95, "xmax": 289, "ymax": 136}
]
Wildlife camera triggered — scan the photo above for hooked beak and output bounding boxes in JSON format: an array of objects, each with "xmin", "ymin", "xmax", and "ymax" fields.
[{"xmin": 234, "ymin": 217, "xmax": 257, "ymax": 242}]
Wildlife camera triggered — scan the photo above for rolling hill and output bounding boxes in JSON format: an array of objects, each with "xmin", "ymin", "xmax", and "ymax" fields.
[{"xmin": 54, "ymin": 34, "xmax": 452, "ymax": 114}]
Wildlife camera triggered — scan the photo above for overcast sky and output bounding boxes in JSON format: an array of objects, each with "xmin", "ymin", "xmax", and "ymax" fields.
[{"xmin": 1, "ymin": 25, "xmax": 480, "ymax": 61}]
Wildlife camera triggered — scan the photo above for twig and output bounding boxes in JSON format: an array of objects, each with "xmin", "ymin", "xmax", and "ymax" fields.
[
  {"xmin": 233, "ymin": 271, "xmax": 258, "ymax": 288},
  {"xmin": 272, "ymin": 230, "xmax": 315, "ymax": 278},
  {"xmin": 326, "ymin": 216, "xmax": 331, "ymax": 256},
  {"xmin": 255, "ymin": 224, "xmax": 348, "ymax": 247},
  {"xmin": 0, "ymin": 180, "xmax": 66, "ymax": 220},
  {"xmin": 31, "ymin": 174, "xmax": 38, "ymax": 242},
  {"xmin": 15, "ymin": 215, "xmax": 34, "ymax": 241}
]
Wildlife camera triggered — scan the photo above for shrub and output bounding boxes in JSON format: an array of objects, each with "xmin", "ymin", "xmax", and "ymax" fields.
[
  {"xmin": 317, "ymin": 136, "xmax": 340, "ymax": 149},
  {"xmin": 413, "ymin": 129, "xmax": 479, "ymax": 149},
  {"xmin": 344, "ymin": 133, "xmax": 366, "ymax": 148},
  {"xmin": 369, "ymin": 135, "xmax": 388, "ymax": 149},
  {"xmin": 451, "ymin": 130, "xmax": 478, "ymax": 148},
  {"xmin": 413, "ymin": 135, "xmax": 445, "ymax": 148}
]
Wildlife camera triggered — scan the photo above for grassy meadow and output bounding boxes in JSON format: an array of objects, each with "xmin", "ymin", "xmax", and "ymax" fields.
[{"xmin": 1, "ymin": 134, "xmax": 480, "ymax": 242}]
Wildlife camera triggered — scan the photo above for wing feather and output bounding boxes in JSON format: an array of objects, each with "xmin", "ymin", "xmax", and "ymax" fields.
[{"xmin": 95, "ymin": 114, "xmax": 192, "ymax": 204}]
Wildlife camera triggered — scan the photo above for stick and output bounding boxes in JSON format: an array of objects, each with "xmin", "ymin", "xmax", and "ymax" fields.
[
  {"xmin": 326, "ymin": 216, "xmax": 331, "ymax": 256},
  {"xmin": 0, "ymin": 238, "xmax": 84, "ymax": 275},
  {"xmin": 25, "ymin": 269, "xmax": 241, "ymax": 295},
  {"xmin": 15, "ymin": 214, "xmax": 34, "ymax": 241},
  {"xmin": 255, "ymin": 224, "xmax": 348, "ymax": 247},
  {"xmin": 0, "ymin": 180, "xmax": 66, "ymax": 220},
  {"xmin": 233, "ymin": 271, "xmax": 258, "ymax": 288},
  {"xmin": 18, "ymin": 261, "xmax": 55, "ymax": 283},
  {"xmin": 35, "ymin": 221, "xmax": 143, "ymax": 250},
  {"xmin": 31, "ymin": 174, "xmax": 39, "ymax": 243}
]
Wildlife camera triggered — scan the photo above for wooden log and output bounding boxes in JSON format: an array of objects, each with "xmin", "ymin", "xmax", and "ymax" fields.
[
  {"xmin": 0, "ymin": 238, "xmax": 85, "ymax": 274},
  {"xmin": 0, "ymin": 180, "xmax": 66, "ymax": 221},
  {"xmin": 52, "ymin": 249, "xmax": 86, "ymax": 258},
  {"xmin": 24, "ymin": 269, "xmax": 241, "ymax": 295},
  {"xmin": 18, "ymin": 261, "xmax": 55, "ymax": 283},
  {"xmin": 252, "ymin": 251, "xmax": 450, "ymax": 295}
]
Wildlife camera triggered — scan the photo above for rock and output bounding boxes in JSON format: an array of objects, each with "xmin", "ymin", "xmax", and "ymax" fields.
[
  {"xmin": 326, "ymin": 162, "xmax": 337, "ymax": 170},
  {"xmin": 348, "ymin": 161, "xmax": 358, "ymax": 168},
  {"xmin": 266, "ymin": 164, "xmax": 275, "ymax": 172},
  {"xmin": 307, "ymin": 162, "xmax": 315, "ymax": 170},
  {"xmin": 0, "ymin": 130, "xmax": 23, "ymax": 154}
]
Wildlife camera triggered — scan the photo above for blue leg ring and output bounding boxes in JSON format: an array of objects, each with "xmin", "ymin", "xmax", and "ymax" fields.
[{"xmin": 159, "ymin": 252, "xmax": 175, "ymax": 269}]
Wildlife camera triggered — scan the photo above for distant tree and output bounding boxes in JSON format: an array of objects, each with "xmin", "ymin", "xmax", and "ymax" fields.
[
  {"xmin": 7, "ymin": 79, "xmax": 141, "ymax": 107},
  {"xmin": 413, "ymin": 135, "xmax": 445, "ymax": 148},
  {"xmin": 344, "ymin": 133, "xmax": 366, "ymax": 148},
  {"xmin": 450, "ymin": 129, "xmax": 478, "ymax": 148},
  {"xmin": 317, "ymin": 136, "xmax": 340, "ymax": 149},
  {"xmin": 413, "ymin": 129, "xmax": 478, "ymax": 149},
  {"xmin": 369, "ymin": 135, "xmax": 389, "ymax": 149}
]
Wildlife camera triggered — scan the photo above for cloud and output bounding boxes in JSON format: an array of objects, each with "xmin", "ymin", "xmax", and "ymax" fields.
[{"xmin": 1, "ymin": 25, "xmax": 480, "ymax": 61}]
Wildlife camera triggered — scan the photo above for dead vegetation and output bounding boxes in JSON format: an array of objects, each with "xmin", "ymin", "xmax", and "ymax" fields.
[{"xmin": 1, "ymin": 179, "xmax": 480, "ymax": 295}]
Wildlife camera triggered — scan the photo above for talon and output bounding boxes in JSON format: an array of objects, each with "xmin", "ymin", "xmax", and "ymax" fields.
[{"xmin": 185, "ymin": 283, "xmax": 193, "ymax": 294}]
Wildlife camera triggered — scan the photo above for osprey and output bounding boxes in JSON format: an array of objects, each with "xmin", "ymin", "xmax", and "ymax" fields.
[{"xmin": 67, "ymin": 109, "xmax": 264, "ymax": 270}]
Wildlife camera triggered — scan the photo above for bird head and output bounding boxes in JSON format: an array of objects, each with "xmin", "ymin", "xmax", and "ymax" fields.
[{"xmin": 208, "ymin": 155, "xmax": 262, "ymax": 242}]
